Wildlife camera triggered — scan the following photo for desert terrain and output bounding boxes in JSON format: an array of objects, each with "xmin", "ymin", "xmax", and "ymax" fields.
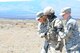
[{"xmin": 0, "ymin": 19, "xmax": 80, "ymax": 53}]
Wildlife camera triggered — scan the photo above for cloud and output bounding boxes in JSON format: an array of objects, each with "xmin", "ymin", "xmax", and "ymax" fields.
[
  {"xmin": 0, "ymin": 7, "xmax": 11, "ymax": 11},
  {"xmin": 0, "ymin": 2, "xmax": 35, "ymax": 14},
  {"xmin": 0, "ymin": 0, "xmax": 32, "ymax": 2},
  {"xmin": 39, "ymin": 0, "xmax": 56, "ymax": 9},
  {"xmin": 77, "ymin": 0, "xmax": 80, "ymax": 1},
  {"xmin": 39, "ymin": 0, "xmax": 50, "ymax": 9}
]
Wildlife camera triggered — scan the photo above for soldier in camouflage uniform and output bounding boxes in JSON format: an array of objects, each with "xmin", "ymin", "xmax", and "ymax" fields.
[
  {"xmin": 60, "ymin": 7, "xmax": 80, "ymax": 53},
  {"xmin": 43, "ymin": 7, "xmax": 64, "ymax": 53},
  {"xmin": 36, "ymin": 11, "xmax": 49, "ymax": 53}
]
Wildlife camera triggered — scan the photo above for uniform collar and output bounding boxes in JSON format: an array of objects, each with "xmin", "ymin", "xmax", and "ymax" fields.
[
  {"xmin": 66, "ymin": 16, "xmax": 72, "ymax": 22},
  {"xmin": 65, "ymin": 16, "xmax": 72, "ymax": 24}
]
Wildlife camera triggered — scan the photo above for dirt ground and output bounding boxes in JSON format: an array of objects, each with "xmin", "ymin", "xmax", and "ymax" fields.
[
  {"xmin": 0, "ymin": 19, "xmax": 80, "ymax": 53},
  {"xmin": 0, "ymin": 20, "xmax": 43, "ymax": 53}
]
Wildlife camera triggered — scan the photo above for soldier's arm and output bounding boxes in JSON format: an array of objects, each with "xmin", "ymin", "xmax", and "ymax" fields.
[
  {"xmin": 59, "ymin": 23, "xmax": 73, "ymax": 39},
  {"xmin": 54, "ymin": 19, "xmax": 64, "ymax": 34},
  {"xmin": 38, "ymin": 23, "xmax": 47, "ymax": 38},
  {"xmin": 38, "ymin": 30, "xmax": 47, "ymax": 38}
]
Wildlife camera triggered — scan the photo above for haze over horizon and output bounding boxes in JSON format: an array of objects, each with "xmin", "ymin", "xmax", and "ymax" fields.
[{"xmin": 0, "ymin": 0, "xmax": 80, "ymax": 19}]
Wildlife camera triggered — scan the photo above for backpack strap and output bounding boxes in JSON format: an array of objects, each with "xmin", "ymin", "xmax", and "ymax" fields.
[{"xmin": 51, "ymin": 19, "xmax": 56, "ymax": 31}]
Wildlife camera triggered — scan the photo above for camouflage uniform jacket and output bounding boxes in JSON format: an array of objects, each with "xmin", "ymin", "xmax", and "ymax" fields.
[
  {"xmin": 47, "ymin": 18, "xmax": 64, "ymax": 45},
  {"xmin": 38, "ymin": 21, "xmax": 48, "ymax": 38},
  {"xmin": 62, "ymin": 16, "xmax": 80, "ymax": 50}
]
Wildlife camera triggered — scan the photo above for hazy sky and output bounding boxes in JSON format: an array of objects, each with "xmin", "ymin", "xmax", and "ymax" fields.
[{"xmin": 0, "ymin": 0, "xmax": 80, "ymax": 19}]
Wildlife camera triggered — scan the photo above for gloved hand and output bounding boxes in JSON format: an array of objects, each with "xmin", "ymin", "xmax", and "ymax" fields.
[
  {"xmin": 40, "ymin": 33, "xmax": 45, "ymax": 38},
  {"xmin": 55, "ymin": 41, "xmax": 61, "ymax": 50},
  {"xmin": 40, "ymin": 32, "xmax": 47, "ymax": 38}
]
